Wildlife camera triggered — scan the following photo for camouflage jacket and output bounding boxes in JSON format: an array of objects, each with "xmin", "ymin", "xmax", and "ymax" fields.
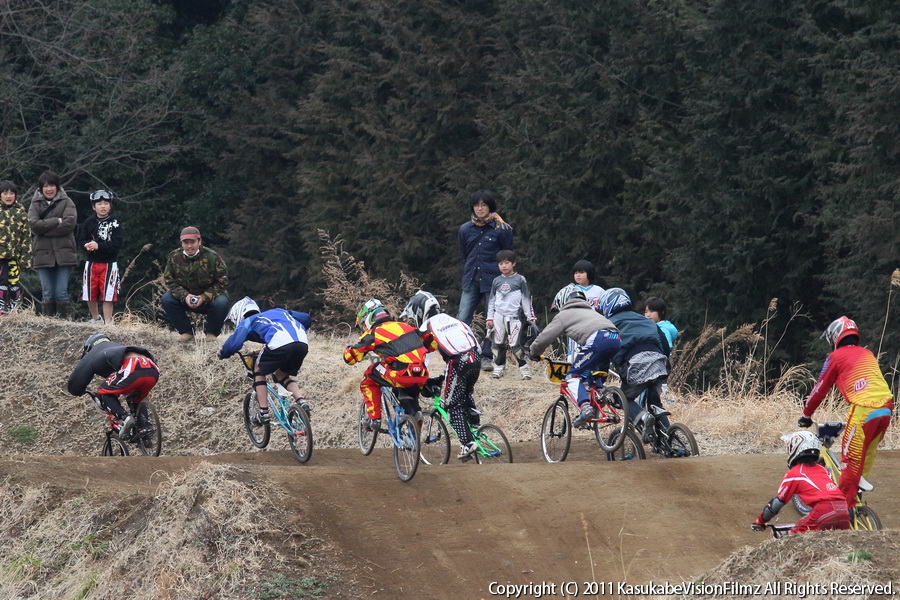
[
  {"xmin": 0, "ymin": 201, "xmax": 32, "ymax": 270},
  {"xmin": 163, "ymin": 246, "xmax": 228, "ymax": 303}
]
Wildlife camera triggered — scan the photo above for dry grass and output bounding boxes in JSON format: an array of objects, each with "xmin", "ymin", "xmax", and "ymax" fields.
[{"xmin": 0, "ymin": 463, "xmax": 347, "ymax": 599}]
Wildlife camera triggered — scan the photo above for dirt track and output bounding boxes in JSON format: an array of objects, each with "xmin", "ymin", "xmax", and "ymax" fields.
[{"xmin": 2, "ymin": 444, "xmax": 898, "ymax": 599}]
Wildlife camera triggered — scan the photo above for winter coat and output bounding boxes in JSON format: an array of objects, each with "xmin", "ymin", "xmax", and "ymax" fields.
[
  {"xmin": 28, "ymin": 189, "xmax": 78, "ymax": 268},
  {"xmin": 458, "ymin": 218, "xmax": 514, "ymax": 293},
  {"xmin": 608, "ymin": 309, "xmax": 670, "ymax": 367},
  {"xmin": 163, "ymin": 246, "xmax": 228, "ymax": 303},
  {"xmin": 78, "ymin": 213, "xmax": 124, "ymax": 263},
  {"xmin": 529, "ymin": 299, "xmax": 617, "ymax": 357},
  {"xmin": 0, "ymin": 200, "xmax": 32, "ymax": 269}
]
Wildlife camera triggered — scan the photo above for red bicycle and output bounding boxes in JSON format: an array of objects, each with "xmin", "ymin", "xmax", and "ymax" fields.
[{"xmin": 539, "ymin": 359, "xmax": 638, "ymax": 462}]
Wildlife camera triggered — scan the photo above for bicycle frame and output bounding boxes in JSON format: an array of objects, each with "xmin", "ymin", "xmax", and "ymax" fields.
[
  {"xmin": 425, "ymin": 395, "xmax": 506, "ymax": 460},
  {"xmin": 556, "ymin": 371, "xmax": 624, "ymax": 428},
  {"xmin": 238, "ymin": 351, "xmax": 302, "ymax": 436}
]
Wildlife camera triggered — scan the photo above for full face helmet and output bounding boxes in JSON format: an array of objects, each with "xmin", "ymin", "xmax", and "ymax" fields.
[
  {"xmin": 356, "ymin": 299, "xmax": 389, "ymax": 330},
  {"xmin": 82, "ymin": 332, "xmax": 111, "ymax": 357},
  {"xmin": 227, "ymin": 296, "xmax": 260, "ymax": 326},
  {"xmin": 822, "ymin": 316, "xmax": 859, "ymax": 350},
  {"xmin": 551, "ymin": 284, "xmax": 586, "ymax": 312},
  {"xmin": 781, "ymin": 430, "xmax": 821, "ymax": 467},
  {"xmin": 597, "ymin": 287, "xmax": 632, "ymax": 318},
  {"xmin": 399, "ymin": 290, "xmax": 440, "ymax": 328}
]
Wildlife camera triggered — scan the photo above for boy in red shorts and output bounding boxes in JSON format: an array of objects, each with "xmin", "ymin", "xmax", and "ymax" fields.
[
  {"xmin": 67, "ymin": 333, "xmax": 160, "ymax": 439},
  {"xmin": 78, "ymin": 190, "xmax": 123, "ymax": 323},
  {"xmin": 752, "ymin": 430, "xmax": 850, "ymax": 534}
]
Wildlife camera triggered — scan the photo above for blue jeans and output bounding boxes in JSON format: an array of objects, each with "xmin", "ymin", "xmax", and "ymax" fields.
[
  {"xmin": 456, "ymin": 280, "xmax": 492, "ymax": 358},
  {"xmin": 161, "ymin": 291, "xmax": 229, "ymax": 335},
  {"xmin": 37, "ymin": 266, "xmax": 73, "ymax": 303}
]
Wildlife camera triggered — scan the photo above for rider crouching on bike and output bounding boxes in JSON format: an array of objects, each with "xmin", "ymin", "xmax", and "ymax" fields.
[
  {"xmin": 596, "ymin": 288, "xmax": 671, "ymax": 441},
  {"xmin": 798, "ymin": 316, "xmax": 893, "ymax": 506},
  {"xmin": 528, "ymin": 284, "xmax": 621, "ymax": 427},
  {"xmin": 752, "ymin": 430, "xmax": 850, "ymax": 534},
  {"xmin": 67, "ymin": 333, "xmax": 160, "ymax": 438},
  {"xmin": 345, "ymin": 299, "xmax": 429, "ymax": 431},
  {"xmin": 217, "ymin": 297, "xmax": 312, "ymax": 423},
  {"xmin": 401, "ymin": 290, "xmax": 482, "ymax": 459}
]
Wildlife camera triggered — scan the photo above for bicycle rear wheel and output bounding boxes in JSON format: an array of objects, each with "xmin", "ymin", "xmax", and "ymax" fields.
[
  {"xmin": 393, "ymin": 414, "xmax": 420, "ymax": 481},
  {"xmin": 664, "ymin": 423, "xmax": 699, "ymax": 458},
  {"xmin": 593, "ymin": 386, "xmax": 628, "ymax": 453},
  {"xmin": 358, "ymin": 401, "xmax": 378, "ymax": 455},
  {"xmin": 135, "ymin": 401, "xmax": 162, "ymax": 457},
  {"xmin": 852, "ymin": 506, "xmax": 882, "ymax": 531},
  {"xmin": 243, "ymin": 391, "xmax": 271, "ymax": 449},
  {"xmin": 474, "ymin": 424, "xmax": 513, "ymax": 464},
  {"xmin": 540, "ymin": 398, "xmax": 571, "ymax": 463},
  {"xmin": 420, "ymin": 410, "xmax": 451, "ymax": 465},
  {"xmin": 286, "ymin": 405, "xmax": 313, "ymax": 463},
  {"xmin": 101, "ymin": 434, "xmax": 129, "ymax": 456},
  {"xmin": 605, "ymin": 427, "xmax": 646, "ymax": 461}
]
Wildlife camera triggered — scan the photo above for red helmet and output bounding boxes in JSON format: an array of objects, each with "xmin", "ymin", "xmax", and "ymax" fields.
[{"xmin": 823, "ymin": 316, "xmax": 859, "ymax": 350}]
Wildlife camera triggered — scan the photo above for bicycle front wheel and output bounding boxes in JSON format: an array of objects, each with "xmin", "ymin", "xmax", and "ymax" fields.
[
  {"xmin": 243, "ymin": 391, "xmax": 271, "ymax": 449},
  {"xmin": 606, "ymin": 427, "xmax": 646, "ymax": 461},
  {"xmin": 664, "ymin": 423, "xmax": 699, "ymax": 458},
  {"xmin": 593, "ymin": 386, "xmax": 628, "ymax": 452},
  {"xmin": 540, "ymin": 398, "xmax": 571, "ymax": 463},
  {"xmin": 852, "ymin": 505, "xmax": 882, "ymax": 531},
  {"xmin": 135, "ymin": 401, "xmax": 162, "ymax": 457},
  {"xmin": 475, "ymin": 424, "xmax": 513, "ymax": 464},
  {"xmin": 286, "ymin": 405, "xmax": 313, "ymax": 463},
  {"xmin": 420, "ymin": 410, "xmax": 451, "ymax": 465},
  {"xmin": 358, "ymin": 401, "xmax": 378, "ymax": 455},
  {"xmin": 101, "ymin": 434, "xmax": 129, "ymax": 456},
  {"xmin": 393, "ymin": 414, "xmax": 420, "ymax": 481}
]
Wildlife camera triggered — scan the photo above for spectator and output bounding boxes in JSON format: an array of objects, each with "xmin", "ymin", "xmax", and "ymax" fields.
[
  {"xmin": 161, "ymin": 226, "xmax": 229, "ymax": 343},
  {"xmin": 457, "ymin": 190, "xmax": 514, "ymax": 371},
  {"xmin": 486, "ymin": 249, "xmax": 537, "ymax": 379},
  {"xmin": 0, "ymin": 181, "xmax": 32, "ymax": 315},
  {"xmin": 28, "ymin": 171, "xmax": 77, "ymax": 317},
  {"xmin": 78, "ymin": 190, "xmax": 124, "ymax": 324}
]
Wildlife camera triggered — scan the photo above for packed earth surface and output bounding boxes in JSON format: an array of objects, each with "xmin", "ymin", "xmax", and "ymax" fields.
[{"xmin": 1, "ymin": 314, "xmax": 898, "ymax": 599}]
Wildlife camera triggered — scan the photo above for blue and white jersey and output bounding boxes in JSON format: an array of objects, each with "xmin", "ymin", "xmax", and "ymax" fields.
[
  {"xmin": 220, "ymin": 309, "xmax": 311, "ymax": 357},
  {"xmin": 577, "ymin": 284, "xmax": 605, "ymax": 310}
]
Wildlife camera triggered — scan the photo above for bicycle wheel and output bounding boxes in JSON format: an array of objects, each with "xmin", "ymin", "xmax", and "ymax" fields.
[
  {"xmin": 540, "ymin": 398, "xmax": 571, "ymax": 463},
  {"xmin": 664, "ymin": 423, "xmax": 699, "ymax": 458},
  {"xmin": 606, "ymin": 427, "xmax": 646, "ymax": 461},
  {"xmin": 135, "ymin": 401, "xmax": 162, "ymax": 457},
  {"xmin": 852, "ymin": 506, "xmax": 882, "ymax": 531},
  {"xmin": 101, "ymin": 434, "xmax": 129, "ymax": 456},
  {"xmin": 419, "ymin": 410, "xmax": 451, "ymax": 465},
  {"xmin": 243, "ymin": 391, "xmax": 271, "ymax": 449},
  {"xmin": 393, "ymin": 414, "xmax": 420, "ymax": 481},
  {"xmin": 286, "ymin": 405, "xmax": 313, "ymax": 463},
  {"xmin": 358, "ymin": 401, "xmax": 378, "ymax": 455},
  {"xmin": 474, "ymin": 424, "xmax": 513, "ymax": 464},
  {"xmin": 593, "ymin": 386, "xmax": 628, "ymax": 453}
]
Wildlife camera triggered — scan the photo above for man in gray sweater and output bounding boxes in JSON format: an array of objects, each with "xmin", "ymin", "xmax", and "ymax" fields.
[{"xmin": 529, "ymin": 284, "xmax": 620, "ymax": 426}]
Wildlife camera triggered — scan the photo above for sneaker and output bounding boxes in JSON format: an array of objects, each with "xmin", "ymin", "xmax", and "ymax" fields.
[
  {"xmin": 481, "ymin": 357, "xmax": 494, "ymax": 372},
  {"xmin": 519, "ymin": 365, "xmax": 532, "ymax": 380},
  {"xmin": 252, "ymin": 409, "xmax": 271, "ymax": 426},
  {"xmin": 457, "ymin": 441, "xmax": 478, "ymax": 459},
  {"xmin": 119, "ymin": 414, "xmax": 135, "ymax": 438},
  {"xmin": 491, "ymin": 366, "xmax": 504, "ymax": 379},
  {"xmin": 572, "ymin": 404, "xmax": 596, "ymax": 427},
  {"xmin": 637, "ymin": 411, "xmax": 656, "ymax": 443},
  {"xmin": 178, "ymin": 333, "xmax": 194, "ymax": 343},
  {"xmin": 365, "ymin": 416, "xmax": 381, "ymax": 431},
  {"xmin": 298, "ymin": 401, "xmax": 311, "ymax": 415}
]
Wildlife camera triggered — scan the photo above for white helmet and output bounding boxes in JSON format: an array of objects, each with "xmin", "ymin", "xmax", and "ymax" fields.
[
  {"xmin": 552, "ymin": 284, "xmax": 586, "ymax": 311},
  {"xmin": 399, "ymin": 290, "xmax": 440, "ymax": 328},
  {"xmin": 781, "ymin": 430, "xmax": 820, "ymax": 467},
  {"xmin": 227, "ymin": 296, "xmax": 260, "ymax": 325}
]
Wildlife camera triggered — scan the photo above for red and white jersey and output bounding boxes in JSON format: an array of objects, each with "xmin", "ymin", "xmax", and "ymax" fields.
[
  {"xmin": 420, "ymin": 313, "xmax": 479, "ymax": 360},
  {"xmin": 775, "ymin": 462, "xmax": 844, "ymax": 506}
]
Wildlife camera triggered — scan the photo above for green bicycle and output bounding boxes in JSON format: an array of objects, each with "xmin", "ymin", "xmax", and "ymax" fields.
[{"xmin": 418, "ymin": 378, "xmax": 512, "ymax": 465}]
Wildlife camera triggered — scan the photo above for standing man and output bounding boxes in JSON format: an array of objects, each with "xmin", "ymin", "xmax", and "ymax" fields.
[
  {"xmin": 161, "ymin": 226, "xmax": 229, "ymax": 342},
  {"xmin": 456, "ymin": 190, "xmax": 514, "ymax": 371}
]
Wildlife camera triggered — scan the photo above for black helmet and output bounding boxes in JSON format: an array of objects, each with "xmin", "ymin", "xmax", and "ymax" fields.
[{"xmin": 82, "ymin": 333, "xmax": 110, "ymax": 357}]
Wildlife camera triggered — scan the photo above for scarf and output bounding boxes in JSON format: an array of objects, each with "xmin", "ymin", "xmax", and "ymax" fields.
[{"xmin": 471, "ymin": 212, "xmax": 509, "ymax": 229}]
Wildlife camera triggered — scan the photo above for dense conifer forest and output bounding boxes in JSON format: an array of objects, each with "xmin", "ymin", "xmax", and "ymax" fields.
[{"xmin": 2, "ymin": 0, "xmax": 898, "ymax": 382}]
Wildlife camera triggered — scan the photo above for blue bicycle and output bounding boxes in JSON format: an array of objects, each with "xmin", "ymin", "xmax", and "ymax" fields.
[
  {"xmin": 237, "ymin": 351, "xmax": 313, "ymax": 463},
  {"xmin": 357, "ymin": 386, "xmax": 420, "ymax": 481}
]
